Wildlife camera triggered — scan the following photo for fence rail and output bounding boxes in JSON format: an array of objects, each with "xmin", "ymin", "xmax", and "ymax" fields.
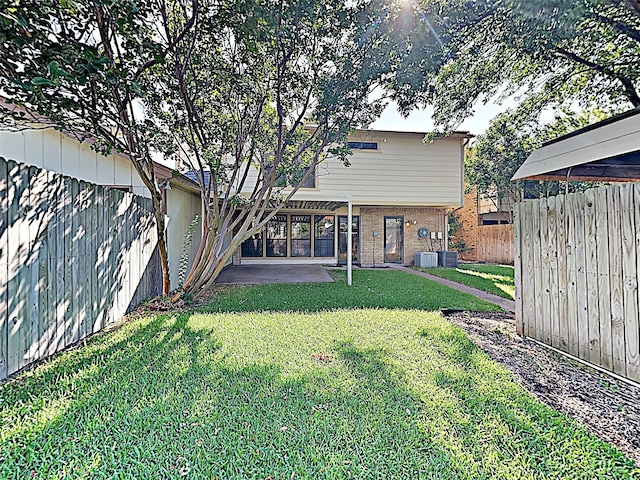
[
  {"xmin": 476, "ymin": 224, "xmax": 514, "ymax": 265},
  {"xmin": 514, "ymin": 183, "xmax": 640, "ymax": 383},
  {"xmin": 0, "ymin": 157, "xmax": 161, "ymax": 380}
]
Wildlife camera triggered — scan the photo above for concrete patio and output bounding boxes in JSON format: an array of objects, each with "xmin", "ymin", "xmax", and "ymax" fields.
[{"xmin": 214, "ymin": 264, "xmax": 334, "ymax": 284}]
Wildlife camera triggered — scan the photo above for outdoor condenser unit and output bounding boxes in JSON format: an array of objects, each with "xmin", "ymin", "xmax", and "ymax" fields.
[
  {"xmin": 437, "ymin": 250, "xmax": 458, "ymax": 268},
  {"xmin": 415, "ymin": 252, "xmax": 438, "ymax": 268}
]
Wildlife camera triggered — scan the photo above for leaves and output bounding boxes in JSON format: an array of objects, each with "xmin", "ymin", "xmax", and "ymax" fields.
[{"xmin": 387, "ymin": 0, "xmax": 640, "ymax": 131}]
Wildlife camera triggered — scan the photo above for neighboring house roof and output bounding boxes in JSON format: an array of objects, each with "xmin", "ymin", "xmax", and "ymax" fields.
[{"xmin": 512, "ymin": 108, "xmax": 640, "ymax": 182}]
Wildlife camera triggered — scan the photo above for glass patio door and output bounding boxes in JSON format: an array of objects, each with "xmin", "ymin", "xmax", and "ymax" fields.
[
  {"xmin": 384, "ymin": 216, "xmax": 403, "ymax": 263},
  {"xmin": 338, "ymin": 215, "xmax": 359, "ymax": 265}
]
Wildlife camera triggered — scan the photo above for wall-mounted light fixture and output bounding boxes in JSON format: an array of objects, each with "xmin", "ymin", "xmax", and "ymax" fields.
[{"xmin": 404, "ymin": 219, "xmax": 417, "ymax": 227}]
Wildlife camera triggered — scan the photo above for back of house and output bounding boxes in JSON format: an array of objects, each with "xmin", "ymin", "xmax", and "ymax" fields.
[{"xmin": 234, "ymin": 129, "xmax": 470, "ymax": 267}]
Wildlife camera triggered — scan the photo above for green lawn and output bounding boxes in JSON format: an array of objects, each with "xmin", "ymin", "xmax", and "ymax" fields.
[
  {"xmin": 417, "ymin": 263, "xmax": 516, "ymax": 300},
  {"xmin": 1, "ymin": 270, "xmax": 637, "ymax": 479},
  {"xmin": 205, "ymin": 269, "xmax": 501, "ymax": 313}
]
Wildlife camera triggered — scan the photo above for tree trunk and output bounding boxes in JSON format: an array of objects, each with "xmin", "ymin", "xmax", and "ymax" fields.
[{"xmin": 150, "ymin": 188, "xmax": 171, "ymax": 295}]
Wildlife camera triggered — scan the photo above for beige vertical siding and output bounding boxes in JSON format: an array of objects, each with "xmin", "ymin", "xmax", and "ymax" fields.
[
  {"xmin": 166, "ymin": 186, "xmax": 202, "ymax": 289},
  {"xmin": 0, "ymin": 128, "xmax": 149, "ymax": 197}
]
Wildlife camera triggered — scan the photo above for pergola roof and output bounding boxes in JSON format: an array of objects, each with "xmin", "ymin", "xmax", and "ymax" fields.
[{"xmin": 512, "ymin": 108, "xmax": 640, "ymax": 182}]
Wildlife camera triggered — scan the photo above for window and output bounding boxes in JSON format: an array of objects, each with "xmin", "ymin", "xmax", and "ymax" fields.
[
  {"xmin": 300, "ymin": 165, "xmax": 316, "ymax": 188},
  {"xmin": 266, "ymin": 214, "xmax": 288, "ymax": 257},
  {"xmin": 290, "ymin": 215, "xmax": 311, "ymax": 257},
  {"xmin": 314, "ymin": 215, "xmax": 335, "ymax": 257},
  {"xmin": 348, "ymin": 141, "xmax": 378, "ymax": 150},
  {"xmin": 240, "ymin": 213, "xmax": 337, "ymax": 259},
  {"xmin": 241, "ymin": 231, "xmax": 263, "ymax": 257}
]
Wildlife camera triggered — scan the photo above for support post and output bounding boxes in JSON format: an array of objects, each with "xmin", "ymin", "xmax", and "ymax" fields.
[{"xmin": 347, "ymin": 200, "xmax": 352, "ymax": 286}]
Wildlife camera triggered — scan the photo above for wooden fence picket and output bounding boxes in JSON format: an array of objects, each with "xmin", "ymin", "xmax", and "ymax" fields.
[
  {"xmin": 0, "ymin": 157, "xmax": 161, "ymax": 380},
  {"xmin": 516, "ymin": 182, "xmax": 640, "ymax": 384}
]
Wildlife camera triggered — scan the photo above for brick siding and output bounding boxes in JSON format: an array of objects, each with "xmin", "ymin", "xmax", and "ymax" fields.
[{"xmin": 359, "ymin": 206, "xmax": 448, "ymax": 266}]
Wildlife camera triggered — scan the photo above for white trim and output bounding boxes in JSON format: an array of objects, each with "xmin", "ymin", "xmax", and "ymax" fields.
[{"xmin": 512, "ymin": 112, "xmax": 640, "ymax": 180}]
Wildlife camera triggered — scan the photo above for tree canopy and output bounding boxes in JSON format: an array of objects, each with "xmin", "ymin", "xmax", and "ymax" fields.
[
  {"xmin": 0, "ymin": 0, "xmax": 419, "ymax": 294},
  {"xmin": 388, "ymin": 0, "xmax": 640, "ymax": 130},
  {"xmin": 466, "ymin": 108, "xmax": 615, "ymax": 212}
]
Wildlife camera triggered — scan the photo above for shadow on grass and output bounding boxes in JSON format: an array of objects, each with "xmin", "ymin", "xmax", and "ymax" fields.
[
  {"xmin": 2, "ymin": 309, "xmax": 637, "ymax": 478},
  {"xmin": 417, "ymin": 323, "xmax": 637, "ymax": 477},
  {"xmin": 0, "ymin": 313, "xmax": 459, "ymax": 478}
]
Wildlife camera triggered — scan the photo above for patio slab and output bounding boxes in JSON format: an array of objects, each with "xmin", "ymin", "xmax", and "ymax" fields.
[{"xmin": 215, "ymin": 264, "xmax": 334, "ymax": 284}]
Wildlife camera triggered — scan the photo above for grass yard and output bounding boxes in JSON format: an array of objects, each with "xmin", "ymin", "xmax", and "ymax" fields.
[
  {"xmin": 1, "ymin": 270, "xmax": 637, "ymax": 479},
  {"xmin": 206, "ymin": 269, "xmax": 501, "ymax": 313},
  {"xmin": 417, "ymin": 263, "xmax": 515, "ymax": 300}
]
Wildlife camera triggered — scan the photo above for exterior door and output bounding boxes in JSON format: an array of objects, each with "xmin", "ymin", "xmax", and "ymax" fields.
[
  {"xmin": 384, "ymin": 216, "xmax": 403, "ymax": 263},
  {"xmin": 338, "ymin": 215, "xmax": 359, "ymax": 265}
]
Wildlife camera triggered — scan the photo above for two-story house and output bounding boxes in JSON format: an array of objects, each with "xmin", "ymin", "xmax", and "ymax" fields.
[{"xmin": 233, "ymin": 129, "xmax": 471, "ymax": 267}]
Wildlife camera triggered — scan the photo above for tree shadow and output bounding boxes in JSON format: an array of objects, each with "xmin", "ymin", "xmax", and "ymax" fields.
[
  {"xmin": 416, "ymin": 322, "xmax": 637, "ymax": 477},
  {"xmin": 0, "ymin": 156, "xmax": 162, "ymax": 380},
  {"xmin": 1, "ymin": 310, "xmax": 637, "ymax": 478}
]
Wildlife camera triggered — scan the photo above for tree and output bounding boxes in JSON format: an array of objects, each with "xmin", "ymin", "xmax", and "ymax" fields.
[
  {"xmin": 0, "ymin": 0, "xmax": 416, "ymax": 295},
  {"xmin": 144, "ymin": 0, "xmax": 410, "ymax": 295},
  {"xmin": 465, "ymin": 108, "xmax": 614, "ymax": 213},
  {"xmin": 386, "ymin": 0, "xmax": 640, "ymax": 130},
  {"xmin": 0, "ymin": 0, "xmax": 191, "ymax": 294}
]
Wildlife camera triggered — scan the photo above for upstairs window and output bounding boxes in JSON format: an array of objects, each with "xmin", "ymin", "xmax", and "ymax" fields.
[
  {"xmin": 348, "ymin": 141, "xmax": 378, "ymax": 150},
  {"xmin": 300, "ymin": 164, "xmax": 316, "ymax": 188}
]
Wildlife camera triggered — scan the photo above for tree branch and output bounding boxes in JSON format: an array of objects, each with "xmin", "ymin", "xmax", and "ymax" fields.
[{"xmin": 553, "ymin": 46, "xmax": 640, "ymax": 107}]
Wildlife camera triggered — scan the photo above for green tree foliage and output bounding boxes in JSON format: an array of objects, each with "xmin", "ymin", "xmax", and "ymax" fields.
[
  {"xmin": 387, "ymin": 0, "xmax": 640, "ymax": 130},
  {"xmin": 0, "ymin": 0, "xmax": 421, "ymax": 294},
  {"xmin": 466, "ymin": 108, "xmax": 613, "ymax": 211},
  {"xmin": 0, "ymin": 0, "xmax": 184, "ymax": 293}
]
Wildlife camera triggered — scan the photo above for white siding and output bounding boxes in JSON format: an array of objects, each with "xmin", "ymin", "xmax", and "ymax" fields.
[
  {"xmin": 237, "ymin": 131, "xmax": 465, "ymax": 207},
  {"xmin": 0, "ymin": 128, "xmax": 149, "ymax": 197},
  {"xmin": 166, "ymin": 187, "xmax": 202, "ymax": 289}
]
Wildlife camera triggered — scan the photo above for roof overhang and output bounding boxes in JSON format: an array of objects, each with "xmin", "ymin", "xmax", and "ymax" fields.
[{"xmin": 512, "ymin": 108, "xmax": 640, "ymax": 182}]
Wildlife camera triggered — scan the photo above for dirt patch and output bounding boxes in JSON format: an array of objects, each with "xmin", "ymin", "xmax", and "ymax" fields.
[{"xmin": 445, "ymin": 311, "xmax": 640, "ymax": 467}]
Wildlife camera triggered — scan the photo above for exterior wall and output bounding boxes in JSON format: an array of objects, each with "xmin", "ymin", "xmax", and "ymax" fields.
[
  {"xmin": 359, "ymin": 206, "xmax": 448, "ymax": 266},
  {"xmin": 234, "ymin": 208, "xmax": 348, "ymax": 265},
  {"xmin": 0, "ymin": 128, "xmax": 149, "ymax": 197},
  {"xmin": 166, "ymin": 186, "xmax": 202, "ymax": 289},
  {"xmin": 238, "ymin": 131, "xmax": 466, "ymax": 207},
  {"xmin": 450, "ymin": 190, "xmax": 480, "ymax": 261},
  {"xmin": 0, "ymin": 126, "xmax": 205, "ymax": 287}
]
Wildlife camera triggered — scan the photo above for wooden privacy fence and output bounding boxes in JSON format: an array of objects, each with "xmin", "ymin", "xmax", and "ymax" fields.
[
  {"xmin": 476, "ymin": 224, "xmax": 514, "ymax": 265},
  {"xmin": 514, "ymin": 182, "xmax": 640, "ymax": 383},
  {"xmin": 0, "ymin": 157, "xmax": 162, "ymax": 380}
]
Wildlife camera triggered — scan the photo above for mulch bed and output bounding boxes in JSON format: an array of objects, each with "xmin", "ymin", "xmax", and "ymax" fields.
[{"xmin": 445, "ymin": 311, "xmax": 640, "ymax": 467}]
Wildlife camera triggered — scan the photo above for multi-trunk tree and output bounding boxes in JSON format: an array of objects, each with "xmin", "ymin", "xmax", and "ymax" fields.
[{"xmin": 0, "ymin": 0, "xmax": 417, "ymax": 295}]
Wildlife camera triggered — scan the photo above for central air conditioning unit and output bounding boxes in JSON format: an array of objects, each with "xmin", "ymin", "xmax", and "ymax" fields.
[
  {"xmin": 437, "ymin": 250, "xmax": 458, "ymax": 268},
  {"xmin": 415, "ymin": 251, "xmax": 438, "ymax": 268}
]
